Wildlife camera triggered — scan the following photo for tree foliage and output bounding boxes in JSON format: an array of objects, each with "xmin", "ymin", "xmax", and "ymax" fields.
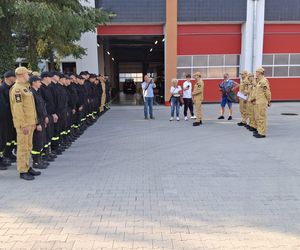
[
  {"xmin": 0, "ymin": 0, "xmax": 17, "ymax": 75},
  {"xmin": 0, "ymin": 0, "xmax": 112, "ymax": 73}
]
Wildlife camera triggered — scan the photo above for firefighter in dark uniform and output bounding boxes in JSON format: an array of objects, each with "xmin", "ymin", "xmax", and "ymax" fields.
[
  {"xmin": 0, "ymin": 82, "xmax": 11, "ymax": 170},
  {"xmin": 93, "ymin": 76, "xmax": 101, "ymax": 116},
  {"xmin": 81, "ymin": 72, "xmax": 94, "ymax": 124},
  {"xmin": 77, "ymin": 75, "xmax": 88, "ymax": 131},
  {"xmin": 75, "ymin": 75, "xmax": 86, "ymax": 134},
  {"xmin": 56, "ymin": 73, "xmax": 69, "ymax": 149},
  {"xmin": 40, "ymin": 71, "xmax": 57, "ymax": 161},
  {"xmin": 29, "ymin": 76, "xmax": 49, "ymax": 169},
  {"xmin": 66, "ymin": 74, "xmax": 79, "ymax": 141},
  {"xmin": 2, "ymin": 70, "xmax": 17, "ymax": 163},
  {"xmin": 50, "ymin": 72, "xmax": 69, "ymax": 155},
  {"xmin": 89, "ymin": 74, "xmax": 98, "ymax": 120},
  {"xmin": 105, "ymin": 75, "xmax": 111, "ymax": 109}
]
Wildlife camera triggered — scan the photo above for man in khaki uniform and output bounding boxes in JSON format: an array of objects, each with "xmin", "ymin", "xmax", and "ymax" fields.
[
  {"xmin": 237, "ymin": 70, "xmax": 249, "ymax": 126},
  {"xmin": 100, "ymin": 75, "xmax": 106, "ymax": 113},
  {"xmin": 246, "ymin": 73, "xmax": 257, "ymax": 132},
  {"xmin": 253, "ymin": 67, "xmax": 271, "ymax": 138},
  {"xmin": 10, "ymin": 67, "xmax": 41, "ymax": 180},
  {"xmin": 192, "ymin": 72, "xmax": 204, "ymax": 126}
]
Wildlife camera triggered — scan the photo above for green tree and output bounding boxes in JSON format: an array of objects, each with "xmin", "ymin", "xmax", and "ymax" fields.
[
  {"xmin": 0, "ymin": 0, "xmax": 17, "ymax": 75},
  {"xmin": 15, "ymin": 0, "xmax": 112, "ymax": 71}
]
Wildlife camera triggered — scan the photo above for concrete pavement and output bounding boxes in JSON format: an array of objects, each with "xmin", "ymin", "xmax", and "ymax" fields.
[{"xmin": 0, "ymin": 102, "xmax": 300, "ymax": 250}]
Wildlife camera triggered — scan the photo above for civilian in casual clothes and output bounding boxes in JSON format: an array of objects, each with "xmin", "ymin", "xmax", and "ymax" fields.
[
  {"xmin": 218, "ymin": 73, "xmax": 237, "ymax": 120},
  {"xmin": 169, "ymin": 79, "xmax": 182, "ymax": 121},
  {"xmin": 183, "ymin": 74, "xmax": 196, "ymax": 121},
  {"xmin": 142, "ymin": 75, "xmax": 156, "ymax": 119}
]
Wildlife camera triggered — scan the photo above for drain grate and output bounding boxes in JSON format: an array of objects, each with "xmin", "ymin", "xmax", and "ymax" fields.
[{"xmin": 281, "ymin": 113, "xmax": 299, "ymax": 116}]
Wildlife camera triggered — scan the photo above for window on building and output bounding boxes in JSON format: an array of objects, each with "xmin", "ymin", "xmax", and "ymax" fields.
[
  {"xmin": 262, "ymin": 53, "xmax": 300, "ymax": 77},
  {"xmin": 119, "ymin": 73, "xmax": 143, "ymax": 83},
  {"xmin": 177, "ymin": 54, "xmax": 240, "ymax": 79},
  {"xmin": 62, "ymin": 62, "xmax": 76, "ymax": 74}
]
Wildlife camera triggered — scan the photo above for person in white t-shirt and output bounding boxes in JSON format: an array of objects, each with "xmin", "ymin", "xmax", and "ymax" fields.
[
  {"xmin": 183, "ymin": 74, "xmax": 196, "ymax": 121},
  {"xmin": 169, "ymin": 79, "xmax": 182, "ymax": 121}
]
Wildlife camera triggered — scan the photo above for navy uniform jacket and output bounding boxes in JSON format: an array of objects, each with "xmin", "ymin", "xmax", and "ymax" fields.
[
  {"xmin": 76, "ymin": 84, "xmax": 86, "ymax": 109},
  {"xmin": 67, "ymin": 83, "xmax": 79, "ymax": 110},
  {"xmin": 40, "ymin": 83, "xmax": 55, "ymax": 116},
  {"xmin": 31, "ymin": 88, "xmax": 47, "ymax": 125},
  {"xmin": 0, "ymin": 84, "xmax": 8, "ymax": 121},
  {"xmin": 1, "ymin": 82, "xmax": 13, "ymax": 122}
]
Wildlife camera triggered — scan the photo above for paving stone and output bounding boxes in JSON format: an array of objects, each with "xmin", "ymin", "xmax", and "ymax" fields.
[{"xmin": 0, "ymin": 104, "xmax": 299, "ymax": 249}]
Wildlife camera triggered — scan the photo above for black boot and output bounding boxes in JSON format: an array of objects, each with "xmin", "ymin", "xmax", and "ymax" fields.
[
  {"xmin": 237, "ymin": 122, "xmax": 246, "ymax": 126},
  {"xmin": 0, "ymin": 163, "xmax": 7, "ymax": 170},
  {"xmin": 45, "ymin": 148, "xmax": 56, "ymax": 161},
  {"xmin": 0, "ymin": 157, "xmax": 11, "ymax": 167},
  {"xmin": 4, "ymin": 146, "xmax": 17, "ymax": 163},
  {"xmin": 40, "ymin": 155, "xmax": 50, "ymax": 167},
  {"xmin": 193, "ymin": 121, "xmax": 202, "ymax": 126},
  {"xmin": 32, "ymin": 155, "xmax": 47, "ymax": 169},
  {"xmin": 28, "ymin": 167, "xmax": 41, "ymax": 176},
  {"xmin": 20, "ymin": 172, "xmax": 35, "ymax": 181}
]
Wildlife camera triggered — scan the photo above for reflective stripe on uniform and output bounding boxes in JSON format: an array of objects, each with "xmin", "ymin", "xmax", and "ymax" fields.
[
  {"xmin": 31, "ymin": 150, "xmax": 40, "ymax": 155},
  {"xmin": 52, "ymin": 136, "xmax": 60, "ymax": 141}
]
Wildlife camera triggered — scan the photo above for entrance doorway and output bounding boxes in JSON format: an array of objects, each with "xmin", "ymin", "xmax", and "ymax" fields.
[{"xmin": 98, "ymin": 35, "xmax": 165, "ymax": 105}]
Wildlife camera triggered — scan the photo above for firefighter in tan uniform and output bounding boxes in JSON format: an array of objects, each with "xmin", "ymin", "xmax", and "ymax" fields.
[
  {"xmin": 100, "ymin": 75, "xmax": 106, "ymax": 113},
  {"xmin": 253, "ymin": 67, "xmax": 271, "ymax": 138},
  {"xmin": 237, "ymin": 70, "xmax": 249, "ymax": 126},
  {"xmin": 192, "ymin": 72, "xmax": 204, "ymax": 126},
  {"xmin": 246, "ymin": 73, "xmax": 258, "ymax": 132},
  {"xmin": 10, "ymin": 67, "xmax": 41, "ymax": 180}
]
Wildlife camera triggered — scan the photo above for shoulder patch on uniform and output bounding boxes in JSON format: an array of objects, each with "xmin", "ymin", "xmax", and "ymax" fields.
[{"xmin": 15, "ymin": 93, "xmax": 22, "ymax": 103}]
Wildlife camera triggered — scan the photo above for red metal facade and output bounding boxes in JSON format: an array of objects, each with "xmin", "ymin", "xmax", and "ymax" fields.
[
  {"xmin": 177, "ymin": 24, "xmax": 242, "ymax": 55},
  {"xmin": 264, "ymin": 24, "xmax": 300, "ymax": 101},
  {"xmin": 97, "ymin": 23, "xmax": 300, "ymax": 101},
  {"xmin": 177, "ymin": 24, "xmax": 241, "ymax": 102},
  {"xmin": 97, "ymin": 25, "xmax": 164, "ymax": 36}
]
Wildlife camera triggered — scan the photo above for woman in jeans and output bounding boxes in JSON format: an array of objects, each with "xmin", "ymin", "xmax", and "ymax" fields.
[{"xmin": 169, "ymin": 79, "xmax": 182, "ymax": 121}]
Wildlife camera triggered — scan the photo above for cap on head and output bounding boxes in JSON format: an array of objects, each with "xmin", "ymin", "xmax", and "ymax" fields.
[
  {"xmin": 193, "ymin": 72, "xmax": 202, "ymax": 78},
  {"xmin": 58, "ymin": 73, "xmax": 66, "ymax": 79},
  {"xmin": 4, "ymin": 70, "xmax": 16, "ymax": 78},
  {"xmin": 240, "ymin": 70, "xmax": 248, "ymax": 75},
  {"xmin": 15, "ymin": 67, "xmax": 32, "ymax": 76},
  {"xmin": 29, "ymin": 76, "xmax": 41, "ymax": 84},
  {"xmin": 248, "ymin": 73, "xmax": 254, "ymax": 77},
  {"xmin": 40, "ymin": 71, "xmax": 53, "ymax": 78},
  {"xmin": 31, "ymin": 71, "xmax": 40, "ymax": 77},
  {"xmin": 256, "ymin": 67, "xmax": 265, "ymax": 74}
]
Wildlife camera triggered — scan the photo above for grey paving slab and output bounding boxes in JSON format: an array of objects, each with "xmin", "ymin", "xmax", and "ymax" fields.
[{"xmin": 0, "ymin": 103, "xmax": 300, "ymax": 250}]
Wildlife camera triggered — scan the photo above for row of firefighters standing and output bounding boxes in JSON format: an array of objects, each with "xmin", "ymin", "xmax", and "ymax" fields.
[
  {"xmin": 0, "ymin": 67, "xmax": 110, "ymax": 180},
  {"xmin": 192, "ymin": 67, "xmax": 271, "ymax": 138}
]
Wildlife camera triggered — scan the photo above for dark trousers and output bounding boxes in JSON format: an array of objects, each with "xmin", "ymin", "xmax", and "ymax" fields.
[
  {"xmin": 32, "ymin": 124, "xmax": 45, "ymax": 155},
  {"xmin": 4, "ymin": 119, "xmax": 16, "ymax": 157},
  {"xmin": 46, "ymin": 116, "xmax": 54, "ymax": 148},
  {"xmin": 58, "ymin": 110, "xmax": 68, "ymax": 143},
  {"xmin": 52, "ymin": 122, "xmax": 60, "ymax": 150},
  {"xmin": 183, "ymin": 98, "xmax": 194, "ymax": 117},
  {"xmin": 52, "ymin": 110, "xmax": 67, "ymax": 149},
  {"xmin": 0, "ymin": 121, "xmax": 7, "ymax": 156}
]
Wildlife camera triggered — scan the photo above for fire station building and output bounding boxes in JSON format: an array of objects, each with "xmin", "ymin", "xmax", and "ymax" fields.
[{"xmin": 64, "ymin": 0, "xmax": 300, "ymax": 102}]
